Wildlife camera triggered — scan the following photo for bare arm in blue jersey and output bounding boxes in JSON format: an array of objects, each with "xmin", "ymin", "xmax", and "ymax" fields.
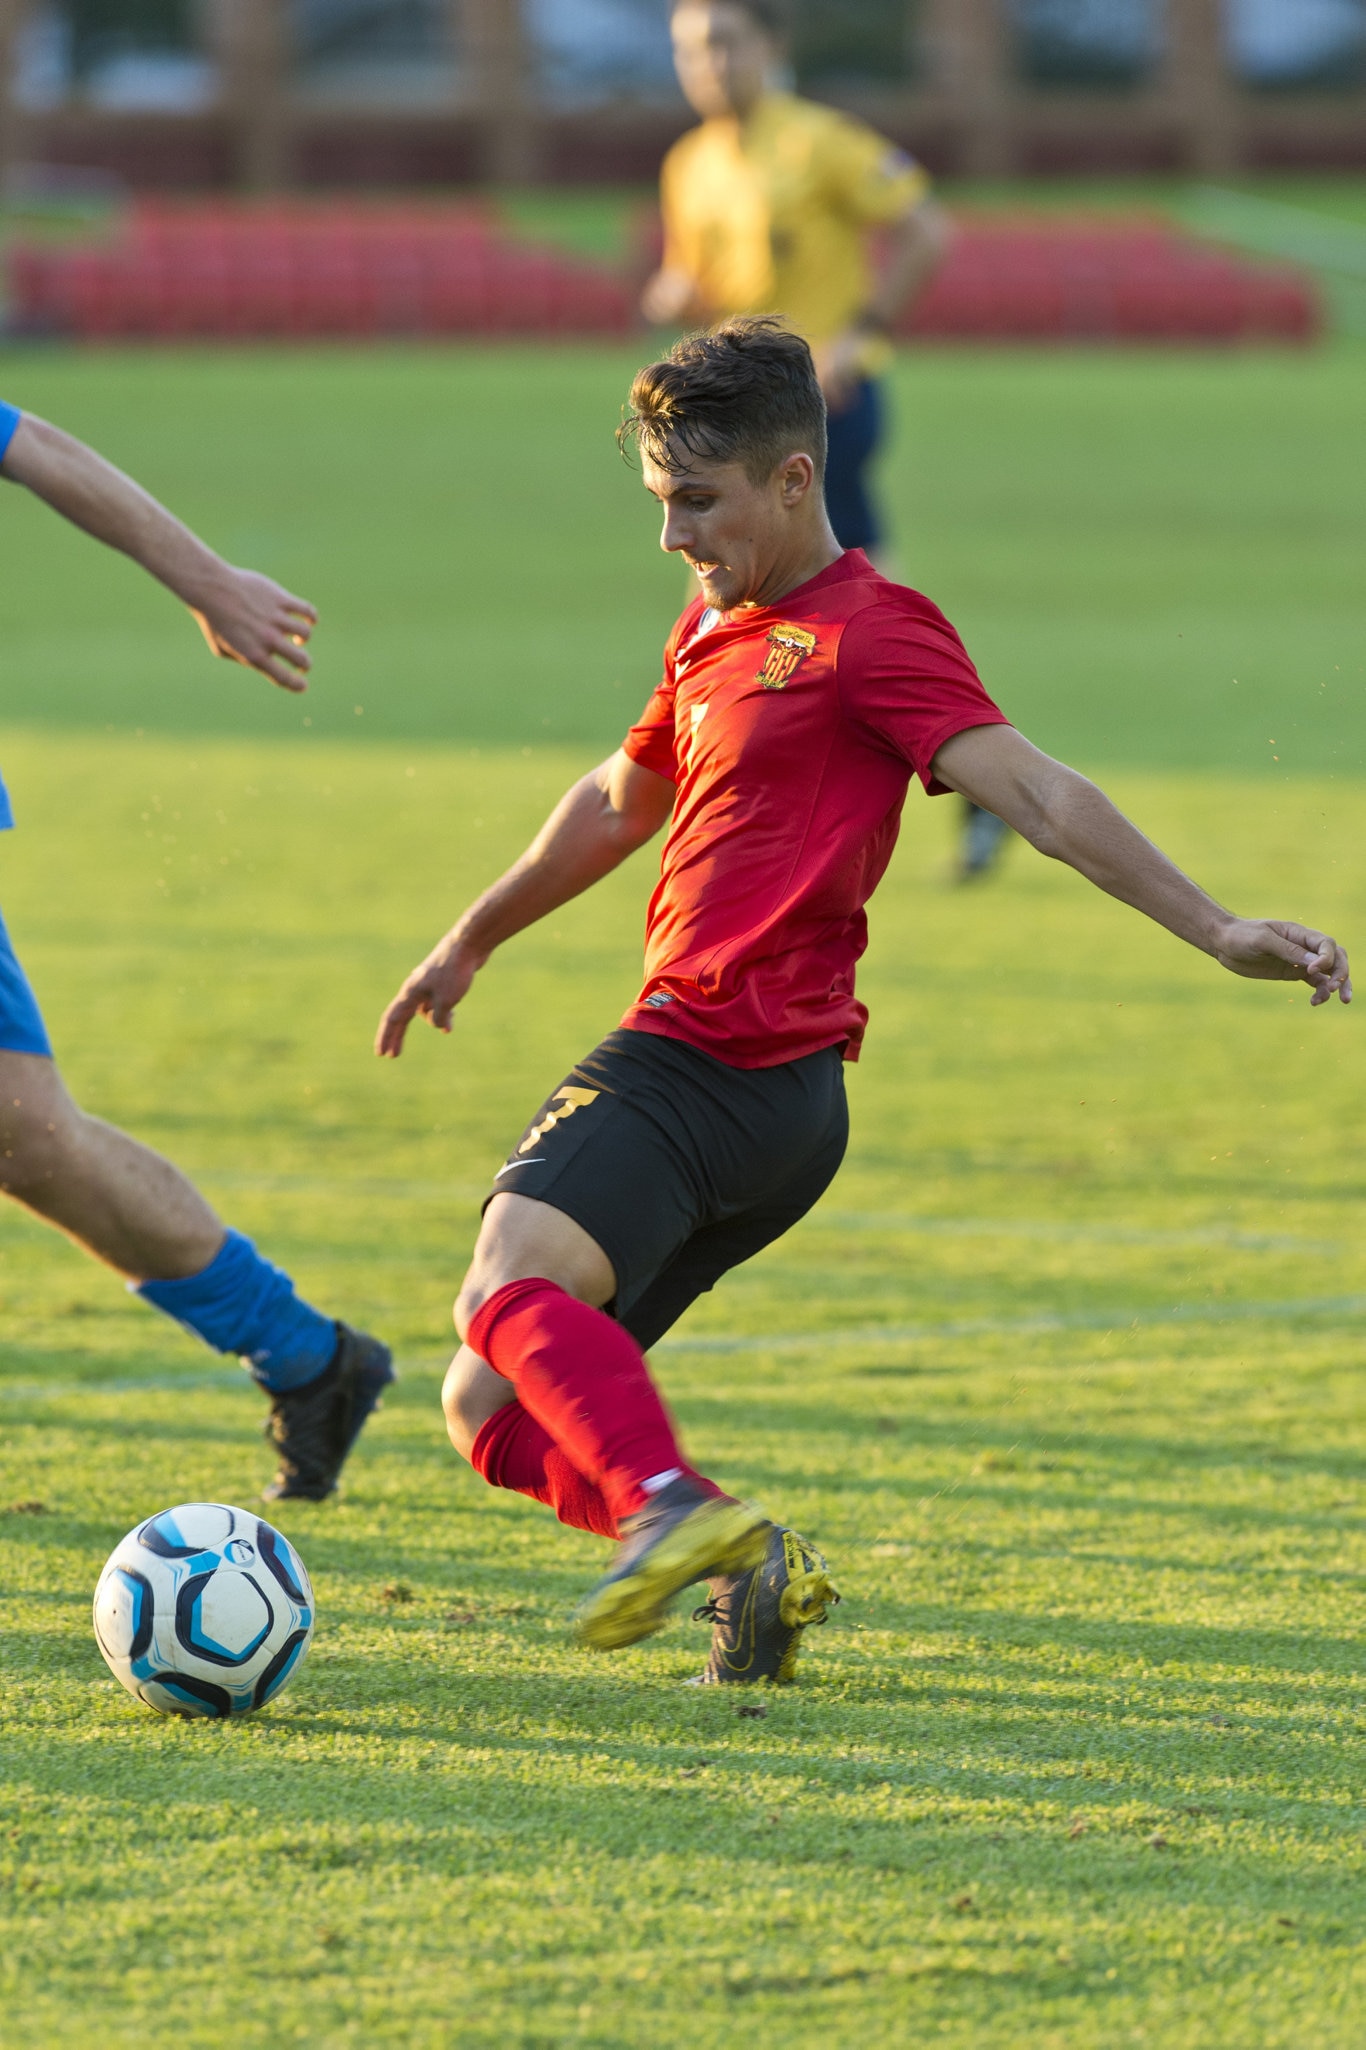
[
  {"xmin": 934, "ymin": 723, "xmax": 1351, "ymax": 1006},
  {"xmin": 1, "ymin": 411, "xmax": 316, "ymax": 692}
]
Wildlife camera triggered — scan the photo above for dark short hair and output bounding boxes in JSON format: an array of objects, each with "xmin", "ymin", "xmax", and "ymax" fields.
[
  {"xmin": 619, "ymin": 316, "xmax": 827, "ymax": 485},
  {"xmin": 671, "ymin": 0, "xmax": 790, "ymax": 36}
]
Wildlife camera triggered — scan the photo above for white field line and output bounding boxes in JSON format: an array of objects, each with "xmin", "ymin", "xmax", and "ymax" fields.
[
  {"xmin": 1185, "ymin": 184, "xmax": 1366, "ymax": 278},
  {"xmin": 4, "ymin": 1294, "xmax": 1364, "ymax": 1396},
  {"xmin": 813, "ymin": 1213, "xmax": 1338, "ymax": 1254},
  {"xmin": 657, "ymin": 1293, "xmax": 1366, "ymax": 1356},
  {"xmin": 195, "ymin": 1169, "xmax": 492, "ymax": 1204},
  {"xmin": 182, "ymin": 1165, "xmax": 1339, "ymax": 1257},
  {"xmin": 185, "ymin": 1179, "xmax": 1340, "ymax": 1255},
  {"xmin": 0, "ymin": 1370, "xmax": 245, "ymax": 1401}
]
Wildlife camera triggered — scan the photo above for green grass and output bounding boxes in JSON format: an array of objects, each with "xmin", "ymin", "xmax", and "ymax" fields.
[
  {"xmin": 1, "ymin": 342, "xmax": 1364, "ymax": 771},
  {"xmin": 0, "ymin": 344, "xmax": 1364, "ymax": 2045}
]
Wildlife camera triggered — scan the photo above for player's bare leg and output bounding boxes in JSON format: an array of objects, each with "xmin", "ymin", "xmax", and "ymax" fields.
[
  {"xmin": 0, "ymin": 1050, "xmax": 223, "ymax": 1277},
  {"xmin": 0, "ymin": 1049, "xmax": 392, "ymax": 1501},
  {"xmin": 453, "ymin": 1191, "xmax": 769, "ymax": 1650}
]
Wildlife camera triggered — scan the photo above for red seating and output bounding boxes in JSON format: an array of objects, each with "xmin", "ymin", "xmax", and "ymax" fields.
[
  {"xmin": 5, "ymin": 201, "xmax": 1319, "ymax": 345},
  {"xmin": 902, "ymin": 213, "xmax": 1319, "ymax": 344}
]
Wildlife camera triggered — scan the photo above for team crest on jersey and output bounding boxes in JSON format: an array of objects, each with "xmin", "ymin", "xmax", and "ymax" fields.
[{"xmin": 756, "ymin": 623, "xmax": 818, "ymax": 690}]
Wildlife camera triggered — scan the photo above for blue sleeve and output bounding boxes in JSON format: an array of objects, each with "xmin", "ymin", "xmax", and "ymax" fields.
[{"xmin": 0, "ymin": 400, "xmax": 21, "ymax": 464}]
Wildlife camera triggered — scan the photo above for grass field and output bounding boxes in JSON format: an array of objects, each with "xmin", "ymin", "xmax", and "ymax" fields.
[{"xmin": 0, "ymin": 343, "xmax": 1363, "ymax": 2047}]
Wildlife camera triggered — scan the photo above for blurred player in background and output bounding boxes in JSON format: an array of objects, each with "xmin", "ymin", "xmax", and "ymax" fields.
[
  {"xmin": 643, "ymin": 0, "xmax": 1008, "ymax": 881},
  {"xmin": 379, "ymin": 321, "xmax": 1349, "ymax": 1688},
  {"xmin": 0, "ymin": 400, "xmax": 392, "ymax": 1502}
]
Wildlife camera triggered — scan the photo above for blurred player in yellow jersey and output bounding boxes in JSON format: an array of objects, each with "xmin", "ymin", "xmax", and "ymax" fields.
[{"xmin": 643, "ymin": 0, "xmax": 1011, "ymax": 881}]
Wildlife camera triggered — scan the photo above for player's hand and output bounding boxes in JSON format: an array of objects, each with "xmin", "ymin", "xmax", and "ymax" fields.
[
  {"xmin": 375, "ymin": 934, "xmax": 487, "ymax": 1058},
  {"xmin": 190, "ymin": 566, "xmax": 318, "ymax": 693},
  {"xmin": 816, "ymin": 329, "xmax": 869, "ymax": 414},
  {"xmin": 641, "ymin": 267, "xmax": 700, "ymax": 326},
  {"xmin": 1213, "ymin": 919, "xmax": 1352, "ymax": 1006}
]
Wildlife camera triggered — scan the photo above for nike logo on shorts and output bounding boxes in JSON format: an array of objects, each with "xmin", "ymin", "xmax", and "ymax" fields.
[{"xmin": 495, "ymin": 1158, "xmax": 544, "ymax": 1176}]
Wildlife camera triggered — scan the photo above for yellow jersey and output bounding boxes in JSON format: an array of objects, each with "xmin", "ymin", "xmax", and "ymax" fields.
[{"xmin": 659, "ymin": 92, "xmax": 930, "ymax": 364}]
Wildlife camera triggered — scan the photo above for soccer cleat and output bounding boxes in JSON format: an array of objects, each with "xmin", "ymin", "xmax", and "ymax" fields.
[
  {"xmin": 691, "ymin": 1525, "xmax": 839, "ymax": 1685},
  {"xmin": 573, "ymin": 1476, "xmax": 771, "ymax": 1652},
  {"xmin": 261, "ymin": 1324, "xmax": 395, "ymax": 1503}
]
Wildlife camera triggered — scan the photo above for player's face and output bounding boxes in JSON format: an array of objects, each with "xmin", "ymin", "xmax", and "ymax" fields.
[
  {"xmin": 643, "ymin": 449, "xmax": 816, "ymax": 612},
  {"xmin": 670, "ymin": 2, "xmax": 773, "ymax": 120}
]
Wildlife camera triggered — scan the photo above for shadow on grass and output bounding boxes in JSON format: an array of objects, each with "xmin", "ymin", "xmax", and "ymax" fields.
[
  {"xmin": 1, "ymin": 1697, "xmax": 1360, "ymax": 1938},
  {"xmin": 711, "ymin": 1402, "xmax": 1366, "ymax": 1485}
]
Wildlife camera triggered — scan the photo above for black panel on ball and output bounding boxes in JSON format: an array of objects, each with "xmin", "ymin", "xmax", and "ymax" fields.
[
  {"xmin": 253, "ymin": 1629, "xmax": 309, "ymax": 1709},
  {"xmin": 152, "ymin": 1671, "xmax": 236, "ymax": 1718},
  {"xmin": 257, "ymin": 1521, "xmax": 307, "ymax": 1604}
]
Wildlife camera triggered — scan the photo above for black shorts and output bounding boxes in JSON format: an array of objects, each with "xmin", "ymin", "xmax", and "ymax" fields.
[{"xmin": 487, "ymin": 1028, "xmax": 848, "ymax": 1352}]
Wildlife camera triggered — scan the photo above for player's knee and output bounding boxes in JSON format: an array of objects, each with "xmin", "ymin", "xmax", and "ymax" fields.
[
  {"xmin": 453, "ymin": 1242, "xmax": 526, "ymax": 1340},
  {"xmin": 441, "ymin": 1349, "xmax": 509, "ymax": 1461},
  {"xmin": 440, "ymin": 1357, "xmax": 472, "ymax": 1453},
  {"xmin": 452, "ymin": 1277, "xmax": 487, "ymax": 1345}
]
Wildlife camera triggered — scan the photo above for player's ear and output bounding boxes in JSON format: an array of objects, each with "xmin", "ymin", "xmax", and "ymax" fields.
[{"xmin": 776, "ymin": 453, "xmax": 815, "ymax": 507}]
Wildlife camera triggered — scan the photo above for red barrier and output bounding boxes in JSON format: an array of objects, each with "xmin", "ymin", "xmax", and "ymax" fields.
[{"xmin": 6, "ymin": 201, "xmax": 1320, "ymax": 345}]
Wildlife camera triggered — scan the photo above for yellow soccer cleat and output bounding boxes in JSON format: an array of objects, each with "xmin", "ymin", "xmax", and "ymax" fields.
[{"xmin": 574, "ymin": 1478, "xmax": 772, "ymax": 1652}]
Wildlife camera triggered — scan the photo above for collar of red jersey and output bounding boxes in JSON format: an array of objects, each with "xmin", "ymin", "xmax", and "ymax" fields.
[
  {"xmin": 674, "ymin": 605, "xmax": 724, "ymax": 673},
  {"xmin": 673, "ymin": 551, "xmax": 870, "ymax": 674}
]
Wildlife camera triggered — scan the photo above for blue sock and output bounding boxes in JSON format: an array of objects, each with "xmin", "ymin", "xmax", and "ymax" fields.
[{"xmin": 136, "ymin": 1230, "xmax": 339, "ymax": 1392}]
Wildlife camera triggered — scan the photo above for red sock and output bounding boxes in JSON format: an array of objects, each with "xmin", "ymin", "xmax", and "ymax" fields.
[
  {"xmin": 468, "ymin": 1277, "xmax": 704, "ymax": 1526},
  {"xmin": 470, "ymin": 1401, "xmax": 618, "ymax": 1540}
]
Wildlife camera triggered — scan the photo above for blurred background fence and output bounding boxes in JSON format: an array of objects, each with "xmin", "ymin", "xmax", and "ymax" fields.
[{"xmin": 0, "ymin": 2, "xmax": 1364, "ymax": 195}]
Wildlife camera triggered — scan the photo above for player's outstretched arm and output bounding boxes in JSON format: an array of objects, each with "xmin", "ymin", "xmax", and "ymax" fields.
[
  {"xmin": 0, "ymin": 412, "xmax": 316, "ymax": 692},
  {"xmin": 933, "ymin": 724, "xmax": 1352, "ymax": 1007},
  {"xmin": 376, "ymin": 750, "xmax": 675, "ymax": 1058},
  {"xmin": 872, "ymin": 196, "xmax": 952, "ymax": 326}
]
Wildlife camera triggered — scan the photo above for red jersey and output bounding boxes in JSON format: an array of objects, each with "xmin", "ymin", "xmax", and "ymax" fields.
[{"xmin": 619, "ymin": 549, "xmax": 1008, "ymax": 1068}]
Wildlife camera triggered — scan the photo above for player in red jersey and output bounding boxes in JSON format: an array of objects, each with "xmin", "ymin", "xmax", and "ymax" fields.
[{"xmin": 377, "ymin": 319, "xmax": 1350, "ymax": 1685}]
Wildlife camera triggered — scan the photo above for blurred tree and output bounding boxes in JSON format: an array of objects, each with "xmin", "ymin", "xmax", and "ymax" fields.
[
  {"xmin": 0, "ymin": 0, "xmax": 29, "ymax": 184},
  {"xmin": 293, "ymin": 0, "xmax": 447, "ymax": 65},
  {"xmin": 791, "ymin": 0, "xmax": 918, "ymax": 89},
  {"xmin": 67, "ymin": 0, "xmax": 195, "ymax": 73},
  {"xmin": 1012, "ymin": 0, "xmax": 1160, "ymax": 88},
  {"xmin": 207, "ymin": 0, "xmax": 289, "ymax": 186}
]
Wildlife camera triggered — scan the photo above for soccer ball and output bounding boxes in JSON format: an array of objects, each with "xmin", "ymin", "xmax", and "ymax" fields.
[{"xmin": 93, "ymin": 1502, "xmax": 314, "ymax": 1718}]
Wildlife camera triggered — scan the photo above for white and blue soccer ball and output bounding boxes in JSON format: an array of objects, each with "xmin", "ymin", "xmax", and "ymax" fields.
[{"xmin": 93, "ymin": 1502, "xmax": 314, "ymax": 1718}]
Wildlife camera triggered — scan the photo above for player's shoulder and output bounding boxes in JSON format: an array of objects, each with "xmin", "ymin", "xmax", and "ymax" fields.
[
  {"xmin": 774, "ymin": 92, "xmax": 855, "ymax": 139},
  {"xmin": 814, "ymin": 553, "xmax": 952, "ymax": 628},
  {"xmin": 758, "ymin": 93, "xmax": 859, "ymax": 168},
  {"xmin": 830, "ymin": 559, "xmax": 975, "ymax": 667},
  {"xmin": 663, "ymin": 118, "xmax": 726, "ymax": 176},
  {"xmin": 783, "ymin": 96, "xmax": 927, "ymax": 206},
  {"xmin": 782, "ymin": 92, "xmax": 901, "ymax": 161}
]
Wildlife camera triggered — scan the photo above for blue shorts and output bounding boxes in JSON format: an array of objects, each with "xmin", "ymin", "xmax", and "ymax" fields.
[
  {"xmin": 824, "ymin": 377, "xmax": 886, "ymax": 554},
  {"xmin": 0, "ymin": 906, "xmax": 53, "ymax": 1058}
]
